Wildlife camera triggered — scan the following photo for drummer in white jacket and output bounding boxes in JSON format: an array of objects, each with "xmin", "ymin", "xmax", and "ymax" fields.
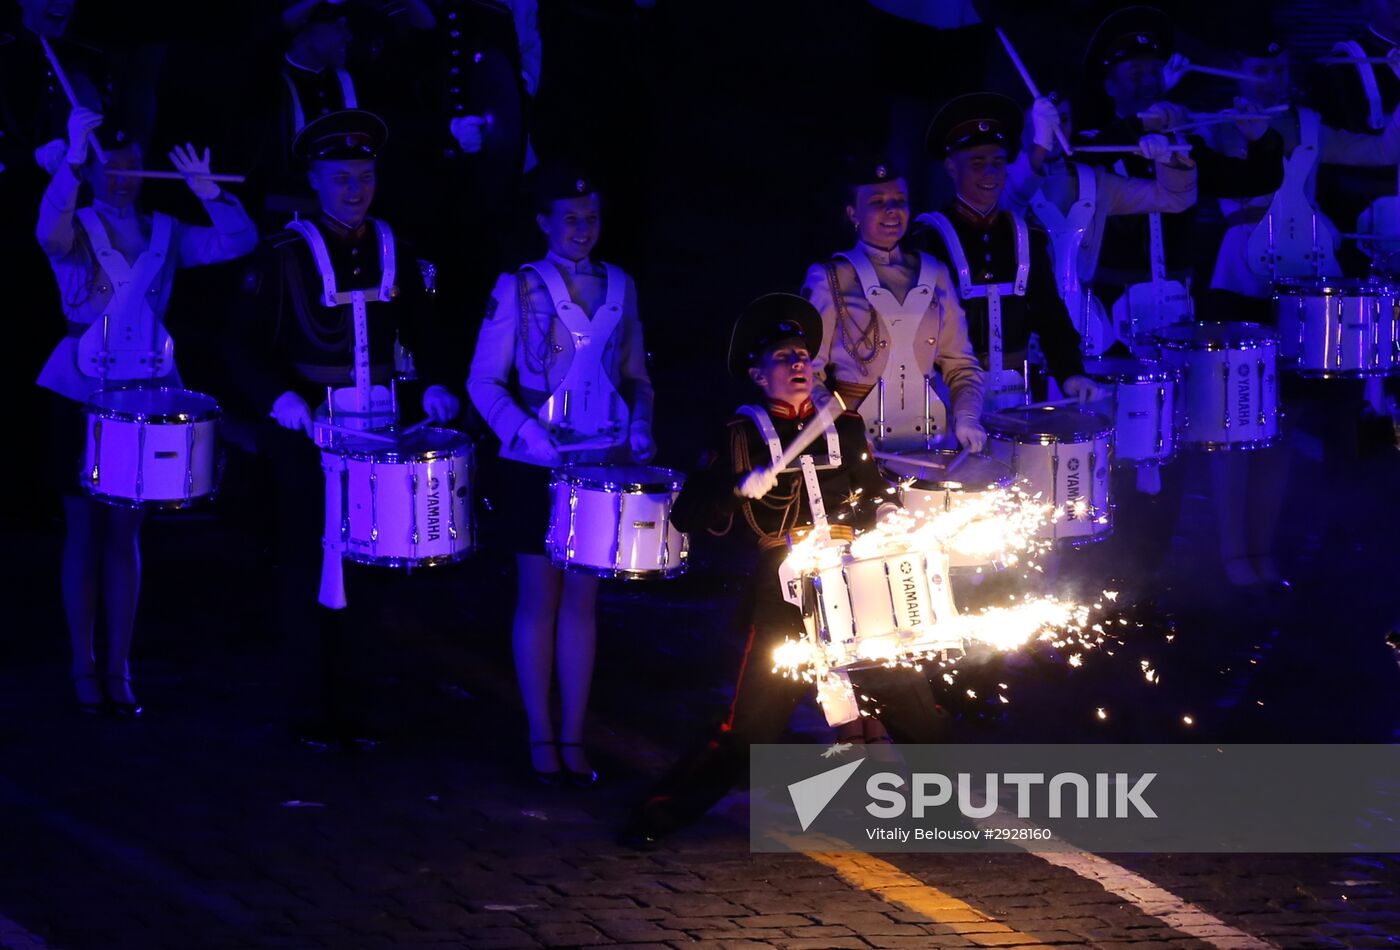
[
  {"xmin": 467, "ymin": 162, "xmax": 653, "ymax": 786},
  {"xmin": 36, "ymin": 107, "xmax": 257, "ymax": 717}
]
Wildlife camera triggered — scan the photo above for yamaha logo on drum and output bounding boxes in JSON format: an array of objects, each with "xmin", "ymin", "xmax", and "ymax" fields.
[
  {"xmin": 895, "ymin": 559, "xmax": 923, "ymax": 628},
  {"xmin": 1237, "ymin": 363, "xmax": 1252, "ymax": 429},
  {"xmin": 1065, "ymin": 457, "xmax": 1082, "ymax": 518},
  {"xmin": 426, "ymin": 476, "xmax": 442, "ymax": 543}
]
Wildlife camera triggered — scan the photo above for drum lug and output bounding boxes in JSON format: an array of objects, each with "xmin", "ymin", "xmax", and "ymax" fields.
[
  {"xmin": 184, "ymin": 423, "xmax": 195, "ymax": 501},
  {"xmin": 446, "ymin": 461, "xmax": 458, "ymax": 542},
  {"xmin": 610, "ymin": 491, "xmax": 624, "ymax": 571},
  {"xmin": 136, "ymin": 420, "xmax": 146, "ymax": 502},
  {"xmin": 90, "ymin": 417, "xmax": 102, "ymax": 488},
  {"xmin": 1220, "ymin": 359, "xmax": 1230, "ymax": 434},
  {"xmin": 410, "ymin": 469, "xmax": 420, "ymax": 553},
  {"xmin": 369, "ymin": 463, "xmax": 379, "ymax": 548}
]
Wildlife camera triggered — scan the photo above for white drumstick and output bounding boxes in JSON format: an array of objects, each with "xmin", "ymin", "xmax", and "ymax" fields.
[
  {"xmin": 396, "ymin": 418, "xmax": 433, "ymax": 439},
  {"xmin": 995, "ymin": 26, "xmax": 1074, "ymax": 156},
  {"xmin": 773, "ymin": 397, "xmax": 845, "ymax": 472},
  {"xmin": 39, "ymin": 36, "xmax": 106, "ymax": 164},
  {"xmin": 1072, "ymin": 144, "xmax": 1194, "ymax": 154},
  {"xmin": 1183, "ymin": 63, "xmax": 1257, "ymax": 82},
  {"xmin": 309, "ymin": 420, "xmax": 397, "ymax": 444},
  {"xmin": 118, "ymin": 170, "xmax": 246, "ymax": 183}
]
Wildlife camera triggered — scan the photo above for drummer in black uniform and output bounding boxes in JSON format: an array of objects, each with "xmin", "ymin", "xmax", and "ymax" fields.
[
  {"xmin": 622, "ymin": 294, "xmax": 948, "ymax": 848},
  {"xmin": 908, "ymin": 93, "xmax": 1103, "ymax": 409},
  {"xmin": 226, "ymin": 109, "xmax": 460, "ymax": 747}
]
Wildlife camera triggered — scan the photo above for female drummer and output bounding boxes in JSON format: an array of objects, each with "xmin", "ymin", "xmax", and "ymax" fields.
[
  {"xmin": 35, "ymin": 107, "xmax": 258, "ymax": 715},
  {"xmin": 1206, "ymin": 38, "xmax": 1400, "ymax": 587},
  {"xmin": 467, "ymin": 163, "xmax": 654, "ymax": 785}
]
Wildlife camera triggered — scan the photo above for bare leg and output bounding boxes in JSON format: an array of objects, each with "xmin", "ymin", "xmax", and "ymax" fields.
[
  {"xmin": 1247, "ymin": 440, "xmax": 1291, "ymax": 584},
  {"xmin": 514, "ymin": 554, "xmax": 563, "ymax": 772},
  {"xmin": 1210, "ymin": 452, "xmax": 1258, "ymax": 586},
  {"xmin": 100, "ymin": 504, "xmax": 146, "ymax": 706},
  {"xmin": 556, "ymin": 570, "xmax": 600, "ymax": 775},
  {"xmin": 60, "ymin": 496, "xmax": 103, "ymax": 705}
]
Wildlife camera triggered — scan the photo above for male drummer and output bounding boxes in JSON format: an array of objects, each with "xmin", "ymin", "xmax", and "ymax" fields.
[
  {"xmin": 907, "ymin": 93, "xmax": 1104, "ymax": 409},
  {"xmin": 37, "ymin": 107, "xmax": 258, "ymax": 717},
  {"xmin": 622, "ymin": 294, "xmax": 948, "ymax": 848},
  {"xmin": 227, "ymin": 109, "xmax": 460, "ymax": 747}
]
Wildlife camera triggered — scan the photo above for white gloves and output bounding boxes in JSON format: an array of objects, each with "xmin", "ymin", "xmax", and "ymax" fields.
[
  {"xmin": 1061, "ymin": 375, "xmax": 1108, "ymax": 404},
  {"xmin": 1139, "ymin": 101, "xmax": 1188, "ymax": 134},
  {"xmin": 1030, "ymin": 96, "xmax": 1061, "ymax": 152},
  {"xmin": 1137, "ymin": 133, "xmax": 1172, "ymax": 162},
  {"xmin": 515, "ymin": 418, "xmax": 561, "ymax": 466},
  {"xmin": 1163, "ymin": 53, "xmax": 1190, "ymax": 92},
  {"xmin": 169, "ymin": 142, "xmax": 220, "ymax": 200},
  {"xmin": 953, "ymin": 417, "xmax": 987, "ymax": 453},
  {"xmin": 271, "ymin": 391, "xmax": 313, "ymax": 435},
  {"xmin": 66, "ymin": 106, "xmax": 102, "ymax": 165},
  {"xmin": 421, "ymin": 384, "xmax": 460, "ymax": 422},
  {"xmin": 449, "ymin": 116, "xmax": 487, "ymax": 154},
  {"xmin": 629, "ymin": 422, "xmax": 656, "ymax": 463},
  {"xmin": 737, "ymin": 465, "xmax": 779, "ymax": 500}
]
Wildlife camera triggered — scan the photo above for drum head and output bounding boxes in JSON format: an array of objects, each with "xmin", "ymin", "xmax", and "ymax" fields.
[
  {"xmin": 985, "ymin": 405, "xmax": 1112, "ymax": 442},
  {"xmin": 1153, "ymin": 321, "xmax": 1277, "ymax": 349},
  {"xmin": 86, "ymin": 386, "xmax": 220, "ymax": 422},
  {"xmin": 338, "ymin": 426, "xmax": 473, "ymax": 461},
  {"xmin": 1083, "ymin": 357, "xmax": 1173, "ymax": 383},
  {"xmin": 881, "ymin": 450, "xmax": 1013, "ymax": 492},
  {"xmin": 556, "ymin": 464, "xmax": 684, "ymax": 493}
]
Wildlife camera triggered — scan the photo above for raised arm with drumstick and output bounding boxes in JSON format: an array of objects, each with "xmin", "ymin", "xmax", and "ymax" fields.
[{"xmin": 33, "ymin": 106, "xmax": 258, "ymax": 721}]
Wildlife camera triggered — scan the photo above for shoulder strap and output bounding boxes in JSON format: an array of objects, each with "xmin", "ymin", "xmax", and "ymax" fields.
[
  {"xmin": 1008, "ymin": 209, "xmax": 1031, "ymax": 295},
  {"xmin": 372, "ymin": 218, "xmax": 396, "ymax": 299},
  {"xmin": 912, "ymin": 250, "xmax": 937, "ymax": 290},
  {"xmin": 736, "ymin": 405, "xmax": 782, "ymax": 465},
  {"xmin": 281, "ymin": 70, "xmax": 306, "ymax": 133},
  {"xmin": 1298, "ymin": 105, "xmax": 1322, "ymax": 152},
  {"xmin": 916, "ymin": 212, "xmax": 973, "ymax": 297},
  {"xmin": 337, "ymin": 68, "xmax": 357, "ymax": 108},
  {"xmin": 1076, "ymin": 163, "xmax": 1096, "ymax": 209},
  {"xmin": 286, "ymin": 218, "xmax": 337, "ymax": 305},
  {"xmin": 148, "ymin": 212, "xmax": 174, "ymax": 261},
  {"xmin": 1029, "ymin": 185, "xmax": 1067, "ymax": 232},
  {"xmin": 520, "ymin": 259, "xmax": 574, "ymax": 315},
  {"xmin": 601, "ymin": 262, "xmax": 626, "ymax": 310},
  {"xmin": 1333, "ymin": 40, "xmax": 1385, "ymax": 130},
  {"xmin": 833, "ymin": 247, "xmax": 884, "ymax": 299}
]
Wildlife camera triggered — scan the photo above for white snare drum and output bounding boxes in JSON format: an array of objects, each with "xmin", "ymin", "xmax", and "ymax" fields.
[
  {"xmin": 800, "ymin": 546, "xmax": 961, "ymax": 670},
  {"xmin": 878, "ymin": 450, "xmax": 1016, "ymax": 571},
  {"xmin": 322, "ymin": 427, "xmax": 475, "ymax": 568},
  {"xmin": 546, "ymin": 465, "xmax": 688, "ymax": 578},
  {"xmin": 1271, "ymin": 278, "xmax": 1400, "ymax": 378},
  {"xmin": 1083, "ymin": 357, "xmax": 1177, "ymax": 466},
  {"xmin": 985, "ymin": 406, "xmax": 1113, "ymax": 545},
  {"xmin": 1152, "ymin": 322, "xmax": 1280, "ymax": 451},
  {"xmin": 82, "ymin": 387, "xmax": 220, "ymax": 508}
]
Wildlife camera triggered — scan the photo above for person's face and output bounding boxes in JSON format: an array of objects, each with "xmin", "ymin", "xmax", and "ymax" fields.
[
  {"xmin": 18, "ymin": 0, "xmax": 73, "ymax": 37},
  {"xmin": 1240, "ymin": 54, "xmax": 1290, "ymax": 106},
  {"xmin": 300, "ymin": 18, "xmax": 350, "ymax": 68},
  {"xmin": 748, "ymin": 341, "xmax": 812, "ymax": 405},
  {"xmin": 308, "ymin": 158, "xmax": 376, "ymax": 227},
  {"xmin": 86, "ymin": 145, "xmax": 142, "ymax": 209},
  {"xmin": 846, "ymin": 178, "xmax": 909, "ymax": 248},
  {"xmin": 1104, "ymin": 55, "xmax": 1165, "ymax": 118},
  {"xmin": 944, "ymin": 145, "xmax": 1007, "ymax": 209},
  {"xmin": 537, "ymin": 193, "xmax": 601, "ymax": 261}
]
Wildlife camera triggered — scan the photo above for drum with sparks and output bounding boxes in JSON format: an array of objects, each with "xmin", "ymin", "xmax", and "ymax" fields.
[
  {"xmin": 1083, "ymin": 357, "xmax": 1177, "ymax": 466},
  {"xmin": 984, "ymin": 406, "xmax": 1113, "ymax": 545},
  {"xmin": 82, "ymin": 386, "xmax": 220, "ymax": 508},
  {"xmin": 546, "ymin": 465, "xmax": 688, "ymax": 578},
  {"xmin": 1271, "ymin": 278, "xmax": 1400, "ymax": 378},
  {"xmin": 878, "ymin": 449, "xmax": 1017, "ymax": 571},
  {"xmin": 1152, "ymin": 322, "xmax": 1279, "ymax": 450},
  {"xmin": 322, "ymin": 427, "xmax": 475, "ymax": 568},
  {"xmin": 792, "ymin": 544, "xmax": 962, "ymax": 670}
]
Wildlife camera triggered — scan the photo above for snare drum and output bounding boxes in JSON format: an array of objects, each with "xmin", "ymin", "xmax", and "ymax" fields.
[
  {"xmin": 1271, "ymin": 278, "xmax": 1400, "ymax": 377},
  {"xmin": 878, "ymin": 450, "xmax": 1016, "ymax": 571},
  {"xmin": 1083, "ymin": 357, "xmax": 1176, "ymax": 466},
  {"xmin": 800, "ymin": 546, "xmax": 961, "ymax": 670},
  {"xmin": 1152, "ymin": 322, "xmax": 1279, "ymax": 451},
  {"xmin": 82, "ymin": 387, "xmax": 220, "ymax": 508},
  {"xmin": 322, "ymin": 427, "xmax": 475, "ymax": 568},
  {"xmin": 546, "ymin": 465, "xmax": 688, "ymax": 578},
  {"xmin": 985, "ymin": 406, "xmax": 1113, "ymax": 545}
]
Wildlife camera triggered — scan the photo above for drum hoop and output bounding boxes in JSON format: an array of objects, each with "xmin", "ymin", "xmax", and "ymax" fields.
[
  {"xmin": 85, "ymin": 386, "xmax": 221, "ymax": 424},
  {"xmin": 1152, "ymin": 322, "xmax": 1278, "ymax": 352},
  {"xmin": 1088, "ymin": 369, "xmax": 1178, "ymax": 383},
  {"xmin": 337, "ymin": 443, "xmax": 473, "ymax": 463},
  {"xmin": 985, "ymin": 428, "xmax": 1113, "ymax": 446},
  {"xmin": 343, "ymin": 549, "xmax": 472, "ymax": 569},
  {"xmin": 1273, "ymin": 280, "xmax": 1397, "ymax": 296},
  {"xmin": 889, "ymin": 468, "xmax": 1014, "ymax": 493},
  {"xmin": 552, "ymin": 468, "xmax": 685, "ymax": 494}
]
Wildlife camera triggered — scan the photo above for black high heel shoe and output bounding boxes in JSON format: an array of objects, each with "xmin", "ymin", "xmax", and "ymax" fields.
[
  {"xmin": 558, "ymin": 742, "xmax": 599, "ymax": 787},
  {"xmin": 530, "ymin": 740, "xmax": 563, "ymax": 786},
  {"xmin": 72, "ymin": 673, "xmax": 105, "ymax": 716},
  {"xmin": 104, "ymin": 674, "xmax": 143, "ymax": 720}
]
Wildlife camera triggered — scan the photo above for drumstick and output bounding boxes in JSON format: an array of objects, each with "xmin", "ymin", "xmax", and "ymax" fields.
[
  {"xmin": 1182, "ymin": 63, "xmax": 1257, "ymax": 82},
  {"xmin": 396, "ymin": 418, "xmax": 433, "ymax": 439},
  {"xmin": 1071, "ymin": 144, "xmax": 1194, "ymax": 154},
  {"xmin": 773, "ymin": 397, "xmax": 845, "ymax": 472},
  {"xmin": 304, "ymin": 419, "xmax": 398, "ymax": 444},
  {"xmin": 118, "ymin": 170, "xmax": 246, "ymax": 183},
  {"xmin": 39, "ymin": 36, "xmax": 106, "ymax": 163},
  {"xmin": 994, "ymin": 26, "xmax": 1074, "ymax": 157}
]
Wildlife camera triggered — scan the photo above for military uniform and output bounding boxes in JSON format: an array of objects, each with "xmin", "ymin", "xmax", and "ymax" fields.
[
  {"xmin": 225, "ymin": 111, "xmax": 456, "ymax": 743},
  {"xmin": 626, "ymin": 295, "xmax": 947, "ymax": 844},
  {"xmin": 907, "ymin": 94, "xmax": 1086, "ymax": 402}
]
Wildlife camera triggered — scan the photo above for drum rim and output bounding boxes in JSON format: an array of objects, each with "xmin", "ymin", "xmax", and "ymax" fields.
[
  {"xmin": 1177, "ymin": 434, "xmax": 1282, "ymax": 451},
  {"xmin": 85, "ymin": 385, "xmax": 222, "ymax": 424},
  {"xmin": 878, "ymin": 449, "xmax": 1015, "ymax": 492},
  {"xmin": 551, "ymin": 463, "xmax": 686, "ymax": 494},
  {"xmin": 332, "ymin": 428, "xmax": 475, "ymax": 462},
  {"xmin": 1151, "ymin": 321, "xmax": 1279, "ymax": 351},
  {"xmin": 81, "ymin": 485, "xmax": 219, "ymax": 510},
  {"xmin": 546, "ymin": 559, "xmax": 690, "ymax": 580},
  {"xmin": 1083, "ymin": 357, "xmax": 1178, "ymax": 383},
  {"xmin": 1272, "ymin": 277, "xmax": 1398, "ymax": 295},
  {"xmin": 342, "ymin": 547, "xmax": 474, "ymax": 569}
]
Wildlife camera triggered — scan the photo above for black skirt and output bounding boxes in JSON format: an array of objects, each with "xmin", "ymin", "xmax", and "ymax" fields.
[
  {"xmin": 480, "ymin": 454, "xmax": 555, "ymax": 556},
  {"xmin": 48, "ymin": 391, "xmax": 87, "ymax": 497}
]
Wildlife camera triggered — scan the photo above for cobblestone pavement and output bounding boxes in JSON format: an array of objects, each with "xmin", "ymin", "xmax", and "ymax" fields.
[{"xmin": 1, "ymin": 437, "xmax": 1398, "ymax": 949}]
